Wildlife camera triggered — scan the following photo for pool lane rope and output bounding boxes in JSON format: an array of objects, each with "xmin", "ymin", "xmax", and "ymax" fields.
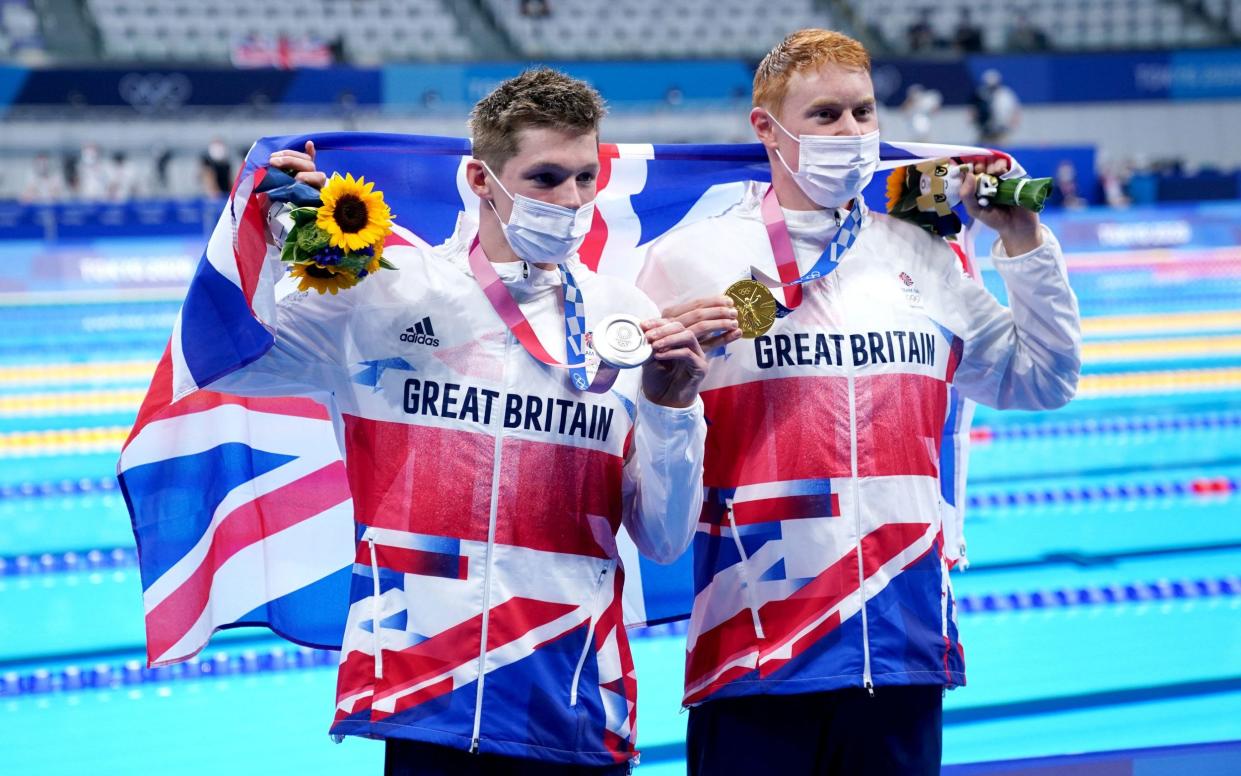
[
  {"xmin": 970, "ymin": 410, "xmax": 1241, "ymax": 443},
  {"xmin": 3, "ymin": 473, "xmax": 1234, "ymax": 511},
  {"xmin": 2, "ymin": 574, "xmax": 1237, "ymax": 699}
]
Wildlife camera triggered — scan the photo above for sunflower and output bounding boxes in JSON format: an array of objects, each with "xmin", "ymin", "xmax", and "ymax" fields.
[
  {"xmin": 885, "ymin": 168, "xmax": 907, "ymax": 213},
  {"xmin": 289, "ymin": 261, "xmax": 360, "ymax": 296},
  {"xmin": 317, "ymin": 173, "xmax": 393, "ymax": 252}
]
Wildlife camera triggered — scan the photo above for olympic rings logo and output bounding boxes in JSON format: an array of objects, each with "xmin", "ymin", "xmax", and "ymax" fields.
[{"xmin": 118, "ymin": 73, "xmax": 193, "ymax": 113}]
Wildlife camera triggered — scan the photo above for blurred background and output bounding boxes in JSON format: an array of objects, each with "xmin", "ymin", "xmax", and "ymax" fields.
[{"xmin": 2, "ymin": 1, "xmax": 1240, "ymax": 774}]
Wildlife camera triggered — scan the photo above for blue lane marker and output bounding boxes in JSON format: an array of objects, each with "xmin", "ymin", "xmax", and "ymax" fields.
[
  {"xmin": 2, "ymin": 471, "xmax": 1234, "ymax": 513},
  {"xmin": 974, "ymin": 410, "xmax": 1241, "ymax": 442},
  {"xmin": 0, "ymin": 547, "xmax": 136, "ymax": 577},
  {"xmin": 0, "ymin": 645, "xmax": 339, "ymax": 698},
  {"xmin": 0, "ymin": 476, "xmax": 118, "ymax": 500},
  {"xmin": 2, "ymin": 578, "xmax": 1236, "ymax": 699},
  {"xmin": 2, "ymin": 477, "xmax": 1238, "ymax": 580},
  {"xmin": 966, "ymin": 476, "xmax": 1238, "ymax": 510},
  {"xmin": 4, "ymin": 576, "xmax": 1238, "ymax": 699},
  {"xmin": 956, "ymin": 576, "xmax": 1240, "ymax": 615}
]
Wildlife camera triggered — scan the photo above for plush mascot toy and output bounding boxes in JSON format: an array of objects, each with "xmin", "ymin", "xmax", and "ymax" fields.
[{"xmin": 886, "ymin": 159, "xmax": 1052, "ymax": 237}]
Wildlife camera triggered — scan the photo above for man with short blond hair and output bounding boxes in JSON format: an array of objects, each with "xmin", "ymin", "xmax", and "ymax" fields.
[
  {"xmin": 238, "ymin": 67, "xmax": 719, "ymax": 775},
  {"xmin": 640, "ymin": 29, "xmax": 1081, "ymax": 774}
]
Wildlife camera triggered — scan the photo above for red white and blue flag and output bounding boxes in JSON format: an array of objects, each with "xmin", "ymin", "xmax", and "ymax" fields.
[{"xmin": 119, "ymin": 133, "xmax": 1010, "ymax": 666}]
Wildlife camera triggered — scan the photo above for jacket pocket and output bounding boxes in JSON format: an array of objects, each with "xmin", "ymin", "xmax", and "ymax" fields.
[{"xmin": 569, "ymin": 559, "xmax": 616, "ymax": 707}]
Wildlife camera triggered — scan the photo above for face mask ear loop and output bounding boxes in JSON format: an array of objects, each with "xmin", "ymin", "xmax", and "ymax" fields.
[
  {"xmin": 773, "ymin": 147, "xmax": 800, "ymax": 179},
  {"xmin": 766, "ymin": 112, "xmax": 804, "ymax": 177},
  {"xmin": 479, "ymin": 159, "xmax": 516, "ymax": 215},
  {"xmin": 766, "ymin": 112, "xmax": 800, "ymax": 145},
  {"xmin": 486, "ymin": 196, "xmax": 509, "ymax": 228}
]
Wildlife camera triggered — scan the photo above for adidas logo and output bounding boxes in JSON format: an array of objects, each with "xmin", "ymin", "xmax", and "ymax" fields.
[{"xmin": 400, "ymin": 316, "xmax": 440, "ymax": 347}]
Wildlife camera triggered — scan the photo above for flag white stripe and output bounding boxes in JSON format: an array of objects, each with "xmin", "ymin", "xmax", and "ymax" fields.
[
  {"xmin": 613, "ymin": 143, "xmax": 655, "ymax": 160},
  {"xmin": 152, "ymin": 501, "xmax": 354, "ymax": 664},
  {"xmin": 213, "ymin": 175, "xmax": 254, "ymax": 286},
  {"xmin": 120, "ymin": 403, "xmax": 336, "ymax": 471},
  {"xmin": 168, "ymin": 307, "xmax": 196, "ymax": 401},
  {"xmin": 141, "ymin": 448, "xmax": 344, "ymax": 610}
]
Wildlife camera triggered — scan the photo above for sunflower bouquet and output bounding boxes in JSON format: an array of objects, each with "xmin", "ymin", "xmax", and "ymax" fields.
[{"xmin": 280, "ymin": 173, "xmax": 396, "ymax": 295}]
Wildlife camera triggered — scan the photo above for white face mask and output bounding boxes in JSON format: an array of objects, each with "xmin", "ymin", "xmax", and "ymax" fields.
[
  {"xmin": 481, "ymin": 161, "xmax": 595, "ymax": 266},
  {"xmin": 769, "ymin": 116, "xmax": 881, "ymax": 209}
]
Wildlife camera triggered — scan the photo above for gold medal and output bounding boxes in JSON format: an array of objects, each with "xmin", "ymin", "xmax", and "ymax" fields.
[{"xmin": 725, "ymin": 279, "xmax": 778, "ymax": 338}]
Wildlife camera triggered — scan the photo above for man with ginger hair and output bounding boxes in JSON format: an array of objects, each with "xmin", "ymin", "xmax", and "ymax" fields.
[{"xmin": 638, "ymin": 29, "xmax": 1081, "ymax": 774}]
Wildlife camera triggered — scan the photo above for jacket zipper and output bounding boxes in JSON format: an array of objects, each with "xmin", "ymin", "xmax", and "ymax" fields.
[
  {"xmin": 842, "ymin": 295, "xmax": 874, "ymax": 695},
  {"xmin": 364, "ymin": 528, "xmax": 384, "ymax": 679},
  {"xmin": 726, "ymin": 507, "xmax": 766, "ymax": 640},
  {"xmin": 569, "ymin": 561, "xmax": 613, "ymax": 707},
  {"xmin": 471, "ymin": 330, "xmax": 513, "ymax": 753}
]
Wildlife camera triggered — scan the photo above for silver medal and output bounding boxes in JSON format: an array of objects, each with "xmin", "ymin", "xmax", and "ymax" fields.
[{"xmin": 592, "ymin": 313, "xmax": 652, "ymax": 368}]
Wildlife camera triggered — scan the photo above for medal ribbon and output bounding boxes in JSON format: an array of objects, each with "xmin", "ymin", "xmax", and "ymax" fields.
[
  {"xmin": 754, "ymin": 186, "xmax": 866, "ymax": 311},
  {"xmin": 468, "ymin": 238, "xmax": 618, "ymax": 393}
]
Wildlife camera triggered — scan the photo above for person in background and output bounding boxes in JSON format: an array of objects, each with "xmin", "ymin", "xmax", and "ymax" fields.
[
  {"xmin": 1100, "ymin": 158, "xmax": 1133, "ymax": 209},
  {"xmin": 200, "ymin": 137, "xmax": 233, "ymax": 197},
  {"xmin": 973, "ymin": 69, "xmax": 1021, "ymax": 146},
  {"xmin": 906, "ymin": 8, "xmax": 939, "ymax": 52},
  {"xmin": 328, "ymin": 34, "xmax": 346, "ymax": 64},
  {"xmin": 19, "ymin": 151, "xmax": 68, "ymax": 204},
  {"xmin": 107, "ymin": 151, "xmax": 141, "ymax": 202},
  {"xmin": 1053, "ymin": 160, "xmax": 1087, "ymax": 210},
  {"xmin": 901, "ymin": 83, "xmax": 942, "ymax": 142},
  {"xmin": 1007, "ymin": 11, "xmax": 1050, "ymax": 52},
  {"xmin": 953, "ymin": 8, "xmax": 984, "ymax": 53},
  {"xmin": 520, "ymin": 0, "xmax": 551, "ymax": 19},
  {"xmin": 75, "ymin": 142, "xmax": 110, "ymax": 200},
  {"xmin": 154, "ymin": 147, "xmax": 174, "ymax": 194}
]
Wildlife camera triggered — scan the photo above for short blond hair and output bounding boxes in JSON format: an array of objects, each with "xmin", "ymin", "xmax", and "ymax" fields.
[
  {"xmin": 753, "ymin": 29, "xmax": 871, "ymax": 113},
  {"xmin": 469, "ymin": 68, "xmax": 606, "ymax": 172}
]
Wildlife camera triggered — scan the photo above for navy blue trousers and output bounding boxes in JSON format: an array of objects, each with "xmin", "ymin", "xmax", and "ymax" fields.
[
  {"xmin": 686, "ymin": 685, "xmax": 943, "ymax": 776},
  {"xmin": 383, "ymin": 738, "xmax": 630, "ymax": 775}
]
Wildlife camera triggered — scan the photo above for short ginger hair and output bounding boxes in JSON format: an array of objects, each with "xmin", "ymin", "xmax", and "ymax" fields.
[
  {"xmin": 753, "ymin": 29, "xmax": 871, "ymax": 113},
  {"xmin": 469, "ymin": 68, "xmax": 607, "ymax": 171}
]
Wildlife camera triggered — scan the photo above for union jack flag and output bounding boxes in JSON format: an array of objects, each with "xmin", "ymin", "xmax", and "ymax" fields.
[{"xmin": 119, "ymin": 132, "xmax": 1006, "ymax": 666}]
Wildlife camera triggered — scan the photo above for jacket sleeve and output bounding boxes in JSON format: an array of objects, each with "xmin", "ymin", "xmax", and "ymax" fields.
[
  {"xmin": 618, "ymin": 388, "xmax": 707, "ymax": 565},
  {"xmin": 636, "ymin": 234, "xmax": 687, "ymax": 313},
  {"xmin": 636, "ymin": 226, "xmax": 722, "ymax": 313},
  {"xmin": 932, "ymin": 224, "xmax": 1082, "ymax": 410},
  {"xmin": 206, "ymin": 204, "xmax": 350, "ymax": 399}
]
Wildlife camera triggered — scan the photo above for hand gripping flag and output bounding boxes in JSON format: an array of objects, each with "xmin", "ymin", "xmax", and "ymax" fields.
[{"xmin": 119, "ymin": 132, "xmax": 1018, "ymax": 665}]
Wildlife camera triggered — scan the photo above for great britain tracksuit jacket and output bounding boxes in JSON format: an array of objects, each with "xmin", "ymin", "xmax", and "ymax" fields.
[
  {"xmin": 638, "ymin": 182, "xmax": 1081, "ymax": 705},
  {"xmin": 213, "ymin": 211, "xmax": 707, "ymax": 767}
]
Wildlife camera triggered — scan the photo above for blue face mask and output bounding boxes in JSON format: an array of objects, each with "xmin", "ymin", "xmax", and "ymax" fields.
[{"xmin": 482, "ymin": 161, "xmax": 596, "ymax": 265}]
